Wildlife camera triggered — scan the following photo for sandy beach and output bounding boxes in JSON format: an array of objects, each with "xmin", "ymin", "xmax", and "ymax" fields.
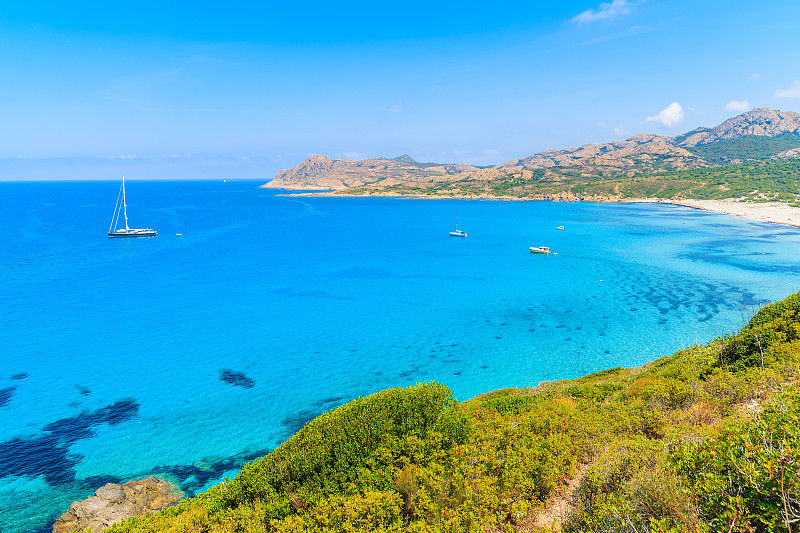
[{"xmin": 663, "ymin": 199, "xmax": 800, "ymax": 229}]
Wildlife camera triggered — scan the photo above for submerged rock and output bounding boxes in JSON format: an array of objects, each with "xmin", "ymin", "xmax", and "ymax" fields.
[
  {"xmin": 52, "ymin": 477, "xmax": 182, "ymax": 533},
  {"xmin": 219, "ymin": 369, "xmax": 255, "ymax": 388}
]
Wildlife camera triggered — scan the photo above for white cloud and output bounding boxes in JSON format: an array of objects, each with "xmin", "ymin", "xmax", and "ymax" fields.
[
  {"xmin": 746, "ymin": 73, "xmax": 762, "ymax": 82},
  {"xmin": 341, "ymin": 152, "xmax": 363, "ymax": 160},
  {"xmin": 775, "ymin": 81, "xmax": 800, "ymax": 98},
  {"xmin": 108, "ymin": 155, "xmax": 138, "ymax": 160},
  {"xmin": 571, "ymin": 0, "xmax": 631, "ymax": 24},
  {"xmin": 388, "ymin": 103, "xmax": 403, "ymax": 113},
  {"xmin": 645, "ymin": 102, "xmax": 685, "ymax": 128},
  {"xmin": 724, "ymin": 100, "xmax": 751, "ymax": 112}
]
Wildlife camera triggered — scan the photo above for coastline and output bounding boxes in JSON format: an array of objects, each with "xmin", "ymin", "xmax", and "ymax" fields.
[
  {"xmin": 660, "ymin": 199, "xmax": 800, "ymax": 229},
  {"xmin": 273, "ymin": 186, "xmax": 800, "ymax": 230}
]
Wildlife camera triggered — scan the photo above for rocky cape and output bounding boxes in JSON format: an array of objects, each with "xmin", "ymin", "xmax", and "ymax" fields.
[
  {"xmin": 264, "ymin": 154, "xmax": 480, "ymax": 191},
  {"xmin": 263, "ymin": 108, "xmax": 800, "ymax": 196},
  {"xmin": 52, "ymin": 478, "xmax": 182, "ymax": 533}
]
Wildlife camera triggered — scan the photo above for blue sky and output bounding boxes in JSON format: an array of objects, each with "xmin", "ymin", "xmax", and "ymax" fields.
[{"xmin": 1, "ymin": 0, "xmax": 799, "ymax": 180}]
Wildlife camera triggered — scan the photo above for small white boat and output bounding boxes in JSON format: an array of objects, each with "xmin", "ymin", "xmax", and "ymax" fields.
[
  {"xmin": 556, "ymin": 225, "xmax": 565, "ymax": 230},
  {"xmin": 108, "ymin": 177, "xmax": 157, "ymax": 238},
  {"xmin": 530, "ymin": 246, "xmax": 551, "ymax": 254},
  {"xmin": 449, "ymin": 212, "xmax": 467, "ymax": 237}
]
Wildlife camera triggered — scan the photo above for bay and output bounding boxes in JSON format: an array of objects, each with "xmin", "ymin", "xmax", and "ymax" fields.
[{"xmin": 1, "ymin": 180, "xmax": 800, "ymax": 532}]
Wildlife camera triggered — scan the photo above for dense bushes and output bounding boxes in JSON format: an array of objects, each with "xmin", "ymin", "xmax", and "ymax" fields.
[
  {"xmin": 673, "ymin": 389, "xmax": 800, "ymax": 531},
  {"xmin": 718, "ymin": 292, "xmax": 800, "ymax": 369},
  {"xmin": 207, "ymin": 382, "xmax": 470, "ymax": 521}
]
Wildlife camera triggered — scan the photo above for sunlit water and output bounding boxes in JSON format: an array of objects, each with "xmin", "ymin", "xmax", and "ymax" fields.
[{"xmin": 2, "ymin": 180, "xmax": 800, "ymax": 532}]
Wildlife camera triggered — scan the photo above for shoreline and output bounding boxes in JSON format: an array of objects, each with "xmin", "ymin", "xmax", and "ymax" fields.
[
  {"xmin": 660, "ymin": 199, "xmax": 800, "ymax": 229},
  {"xmin": 273, "ymin": 187, "xmax": 800, "ymax": 229}
]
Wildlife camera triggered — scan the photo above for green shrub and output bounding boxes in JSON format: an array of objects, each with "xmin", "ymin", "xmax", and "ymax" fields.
[
  {"xmin": 672, "ymin": 389, "xmax": 800, "ymax": 531},
  {"xmin": 207, "ymin": 382, "xmax": 469, "ymax": 522}
]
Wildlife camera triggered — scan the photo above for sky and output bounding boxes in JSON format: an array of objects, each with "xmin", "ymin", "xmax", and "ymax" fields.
[{"xmin": 1, "ymin": 0, "xmax": 799, "ymax": 180}]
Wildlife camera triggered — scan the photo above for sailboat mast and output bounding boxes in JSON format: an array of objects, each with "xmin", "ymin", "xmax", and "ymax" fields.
[{"xmin": 122, "ymin": 176, "xmax": 130, "ymax": 231}]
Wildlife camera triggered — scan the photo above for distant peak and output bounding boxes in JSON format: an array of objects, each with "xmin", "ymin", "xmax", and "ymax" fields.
[{"xmin": 393, "ymin": 154, "xmax": 417, "ymax": 163}]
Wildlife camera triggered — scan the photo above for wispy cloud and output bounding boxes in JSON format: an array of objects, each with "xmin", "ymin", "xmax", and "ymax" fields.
[
  {"xmin": 645, "ymin": 102, "xmax": 684, "ymax": 128},
  {"xmin": 571, "ymin": 0, "xmax": 632, "ymax": 24},
  {"xmin": 582, "ymin": 24, "xmax": 651, "ymax": 45},
  {"xmin": 341, "ymin": 152, "xmax": 364, "ymax": 160},
  {"xmin": 388, "ymin": 103, "xmax": 403, "ymax": 113},
  {"xmin": 775, "ymin": 81, "xmax": 800, "ymax": 98},
  {"xmin": 598, "ymin": 122, "xmax": 630, "ymax": 136},
  {"xmin": 724, "ymin": 100, "xmax": 751, "ymax": 112},
  {"xmin": 107, "ymin": 155, "xmax": 138, "ymax": 160},
  {"xmin": 746, "ymin": 73, "xmax": 762, "ymax": 82}
]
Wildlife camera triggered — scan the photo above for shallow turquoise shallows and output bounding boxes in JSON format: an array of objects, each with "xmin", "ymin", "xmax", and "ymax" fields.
[{"xmin": 2, "ymin": 180, "xmax": 800, "ymax": 532}]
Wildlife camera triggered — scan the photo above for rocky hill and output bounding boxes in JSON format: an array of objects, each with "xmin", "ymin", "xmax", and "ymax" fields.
[
  {"xmin": 264, "ymin": 154, "xmax": 480, "ymax": 190},
  {"xmin": 263, "ymin": 108, "xmax": 800, "ymax": 197},
  {"xmin": 675, "ymin": 107, "xmax": 800, "ymax": 147},
  {"xmin": 495, "ymin": 133, "xmax": 710, "ymax": 177}
]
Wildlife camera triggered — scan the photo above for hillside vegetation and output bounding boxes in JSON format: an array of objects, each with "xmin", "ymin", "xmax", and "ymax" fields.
[
  {"xmin": 340, "ymin": 159, "xmax": 800, "ymax": 205},
  {"xmin": 110, "ymin": 292, "xmax": 800, "ymax": 532},
  {"xmin": 682, "ymin": 133, "xmax": 800, "ymax": 164}
]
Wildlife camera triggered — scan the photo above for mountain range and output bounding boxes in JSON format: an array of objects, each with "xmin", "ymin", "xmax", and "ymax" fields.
[{"xmin": 263, "ymin": 108, "xmax": 800, "ymax": 200}]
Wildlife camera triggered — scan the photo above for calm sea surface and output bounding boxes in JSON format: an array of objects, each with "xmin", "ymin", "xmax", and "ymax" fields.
[{"xmin": 2, "ymin": 180, "xmax": 800, "ymax": 532}]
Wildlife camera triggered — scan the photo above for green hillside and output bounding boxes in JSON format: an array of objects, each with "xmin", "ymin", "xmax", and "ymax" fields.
[
  {"xmin": 109, "ymin": 292, "xmax": 800, "ymax": 532},
  {"xmin": 570, "ymin": 159, "xmax": 800, "ymax": 203},
  {"xmin": 346, "ymin": 159, "xmax": 800, "ymax": 204},
  {"xmin": 684, "ymin": 133, "xmax": 800, "ymax": 164}
]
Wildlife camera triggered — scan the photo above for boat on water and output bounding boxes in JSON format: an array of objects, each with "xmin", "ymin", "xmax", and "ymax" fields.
[
  {"xmin": 108, "ymin": 177, "xmax": 157, "ymax": 237},
  {"xmin": 530, "ymin": 246, "xmax": 551, "ymax": 254},
  {"xmin": 557, "ymin": 225, "xmax": 565, "ymax": 230},
  {"xmin": 449, "ymin": 212, "xmax": 467, "ymax": 237}
]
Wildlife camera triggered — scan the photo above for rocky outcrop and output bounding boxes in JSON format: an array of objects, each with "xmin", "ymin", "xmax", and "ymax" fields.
[
  {"xmin": 264, "ymin": 155, "xmax": 480, "ymax": 190},
  {"xmin": 496, "ymin": 133, "xmax": 707, "ymax": 176},
  {"xmin": 772, "ymin": 147, "xmax": 800, "ymax": 160},
  {"xmin": 52, "ymin": 478, "xmax": 182, "ymax": 533},
  {"xmin": 676, "ymin": 108, "xmax": 800, "ymax": 147}
]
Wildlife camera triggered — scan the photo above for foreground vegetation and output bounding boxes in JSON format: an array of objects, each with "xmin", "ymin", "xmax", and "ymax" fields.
[{"xmin": 110, "ymin": 292, "xmax": 800, "ymax": 532}]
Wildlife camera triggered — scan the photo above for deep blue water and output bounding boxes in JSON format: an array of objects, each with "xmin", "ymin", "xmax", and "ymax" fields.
[{"xmin": 2, "ymin": 180, "xmax": 800, "ymax": 532}]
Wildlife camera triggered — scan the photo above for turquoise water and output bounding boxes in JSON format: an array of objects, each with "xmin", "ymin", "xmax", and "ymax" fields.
[{"xmin": 2, "ymin": 180, "xmax": 800, "ymax": 532}]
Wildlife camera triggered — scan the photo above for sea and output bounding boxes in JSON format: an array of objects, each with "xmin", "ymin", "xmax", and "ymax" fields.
[{"xmin": 2, "ymin": 179, "xmax": 800, "ymax": 532}]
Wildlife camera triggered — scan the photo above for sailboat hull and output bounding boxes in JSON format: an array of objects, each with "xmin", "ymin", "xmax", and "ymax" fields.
[{"xmin": 108, "ymin": 229, "xmax": 157, "ymax": 237}]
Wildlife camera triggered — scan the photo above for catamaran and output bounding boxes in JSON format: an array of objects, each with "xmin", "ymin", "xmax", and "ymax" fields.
[{"xmin": 108, "ymin": 177, "xmax": 157, "ymax": 237}]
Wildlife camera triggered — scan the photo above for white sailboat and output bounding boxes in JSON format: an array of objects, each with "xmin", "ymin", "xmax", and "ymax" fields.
[
  {"xmin": 449, "ymin": 212, "xmax": 467, "ymax": 237},
  {"xmin": 108, "ymin": 177, "xmax": 157, "ymax": 237}
]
